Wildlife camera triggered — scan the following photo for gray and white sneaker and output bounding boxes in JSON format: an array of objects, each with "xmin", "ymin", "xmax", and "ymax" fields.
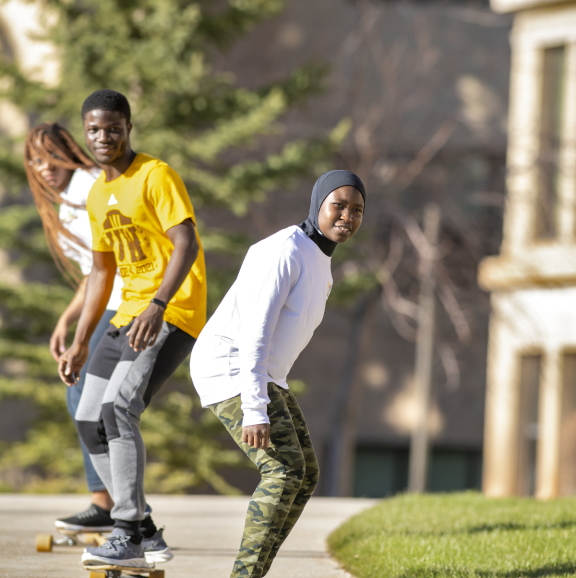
[
  {"xmin": 81, "ymin": 529, "xmax": 152, "ymax": 569},
  {"xmin": 143, "ymin": 528, "xmax": 173, "ymax": 563}
]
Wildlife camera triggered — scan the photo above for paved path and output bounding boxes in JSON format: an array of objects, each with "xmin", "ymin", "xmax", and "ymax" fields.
[{"xmin": 1, "ymin": 494, "xmax": 376, "ymax": 578}]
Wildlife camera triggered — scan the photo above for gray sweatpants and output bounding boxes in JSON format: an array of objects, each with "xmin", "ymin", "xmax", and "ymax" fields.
[{"xmin": 75, "ymin": 320, "xmax": 195, "ymax": 523}]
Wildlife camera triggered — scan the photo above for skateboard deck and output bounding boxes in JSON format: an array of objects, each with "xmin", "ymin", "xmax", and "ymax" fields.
[
  {"xmin": 85, "ymin": 565, "xmax": 165, "ymax": 578},
  {"xmin": 35, "ymin": 529, "xmax": 108, "ymax": 552}
]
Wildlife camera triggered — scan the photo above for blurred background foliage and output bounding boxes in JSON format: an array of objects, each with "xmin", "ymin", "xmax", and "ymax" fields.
[{"xmin": 0, "ymin": 0, "xmax": 340, "ymax": 493}]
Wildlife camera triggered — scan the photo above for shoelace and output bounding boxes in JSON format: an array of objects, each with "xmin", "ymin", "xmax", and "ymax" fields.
[
  {"xmin": 76, "ymin": 507, "xmax": 97, "ymax": 520},
  {"xmin": 101, "ymin": 535, "xmax": 131, "ymax": 551}
]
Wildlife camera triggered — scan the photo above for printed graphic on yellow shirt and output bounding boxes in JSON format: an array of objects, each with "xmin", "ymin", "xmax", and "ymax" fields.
[{"xmin": 103, "ymin": 209, "xmax": 155, "ymax": 277}]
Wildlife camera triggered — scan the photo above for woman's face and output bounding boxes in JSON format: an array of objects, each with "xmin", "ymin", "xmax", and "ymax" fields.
[
  {"xmin": 29, "ymin": 154, "xmax": 73, "ymax": 192},
  {"xmin": 317, "ymin": 186, "xmax": 365, "ymax": 243}
]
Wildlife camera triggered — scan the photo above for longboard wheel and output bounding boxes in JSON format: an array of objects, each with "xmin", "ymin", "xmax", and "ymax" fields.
[
  {"xmin": 88, "ymin": 572, "xmax": 105, "ymax": 578},
  {"xmin": 150, "ymin": 571, "xmax": 165, "ymax": 578},
  {"xmin": 35, "ymin": 533, "xmax": 53, "ymax": 552}
]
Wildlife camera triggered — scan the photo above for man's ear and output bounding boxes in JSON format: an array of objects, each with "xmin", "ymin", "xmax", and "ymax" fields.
[{"xmin": 127, "ymin": 122, "xmax": 133, "ymax": 136}]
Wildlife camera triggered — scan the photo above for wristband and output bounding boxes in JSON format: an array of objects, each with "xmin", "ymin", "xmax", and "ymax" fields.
[{"xmin": 151, "ymin": 298, "xmax": 167, "ymax": 310}]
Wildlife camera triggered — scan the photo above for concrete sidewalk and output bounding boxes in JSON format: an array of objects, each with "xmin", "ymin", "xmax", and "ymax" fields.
[{"xmin": 1, "ymin": 494, "xmax": 376, "ymax": 578}]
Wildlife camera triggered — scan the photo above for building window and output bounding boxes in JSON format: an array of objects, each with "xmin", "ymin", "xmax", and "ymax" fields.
[
  {"xmin": 353, "ymin": 446, "xmax": 482, "ymax": 498},
  {"xmin": 354, "ymin": 447, "xmax": 408, "ymax": 498},
  {"xmin": 559, "ymin": 353, "xmax": 576, "ymax": 496},
  {"xmin": 516, "ymin": 354, "xmax": 541, "ymax": 496},
  {"xmin": 535, "ymin": 46, "xmax": 565, "ymax": 239}
]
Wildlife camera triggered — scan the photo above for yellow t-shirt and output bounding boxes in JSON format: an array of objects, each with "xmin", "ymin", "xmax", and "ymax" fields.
[{"xmin": 87, "ymin": 153, "xmax": 207, "ymax": 338}]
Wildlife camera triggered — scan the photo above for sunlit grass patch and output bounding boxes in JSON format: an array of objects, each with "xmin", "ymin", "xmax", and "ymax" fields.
[{"xmin": 328, "ymin": 492, "xmax": 576, "ymax": 578}]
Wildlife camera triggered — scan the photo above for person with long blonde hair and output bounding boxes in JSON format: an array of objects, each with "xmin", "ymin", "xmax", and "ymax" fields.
[{"xmin": 25, "ymin": 122, "xmax": 123, "ymax": 531}]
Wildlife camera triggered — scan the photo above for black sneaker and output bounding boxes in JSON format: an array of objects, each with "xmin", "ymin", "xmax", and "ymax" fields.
[{"xmin": 55, "ymin": 504, "xmax": 114, "ymax": 532}]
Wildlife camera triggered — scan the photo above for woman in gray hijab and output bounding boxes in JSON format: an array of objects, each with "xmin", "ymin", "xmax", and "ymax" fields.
[{"xmin": 190, "ymin": 169, "xmax": 366, "ymax": 578}]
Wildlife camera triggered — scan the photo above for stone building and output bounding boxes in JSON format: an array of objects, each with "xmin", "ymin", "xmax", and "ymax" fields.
[{"xmin": 480, "ymin": 0, "xmax": 576, "ymax": 497}]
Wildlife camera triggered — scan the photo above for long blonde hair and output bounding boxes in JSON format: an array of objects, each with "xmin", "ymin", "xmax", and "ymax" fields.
[{"xmin": 24, "ymin": 122, "xmax": 97, "ymax": 285}]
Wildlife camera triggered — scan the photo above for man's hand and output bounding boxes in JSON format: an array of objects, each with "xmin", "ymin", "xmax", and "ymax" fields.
[
  {"xmin": 50, "ymin": 321, "xmax": 69, "ymax": 362},
  {"xmin": 242, "ymin": 424, "xmax": 271, "ymax": 449},
  {"xmin": 127, "ymin": 303, "xmax": 165, "ymax": 352},
  {"xmin": 126, "ymin": 219, "xmax": 196, "ymax": 354},
  {"xmin": 58, "ymin": 342, "xmax": 89, "ymax": 386}
]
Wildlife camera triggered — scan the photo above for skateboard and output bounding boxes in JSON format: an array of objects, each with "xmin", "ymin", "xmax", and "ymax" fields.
[
  {"xmin": 85, "ymin": 565, "xmax": 165, "ymax": 578},
  {"xmin": 35, "ymin": 528, "xmax": 108, "ymax": 552}
]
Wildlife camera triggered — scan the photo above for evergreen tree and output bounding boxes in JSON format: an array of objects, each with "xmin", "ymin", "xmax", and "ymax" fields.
[{"xmin": 0, "ymin": 0, "xmax": 345, "ymax": 493}]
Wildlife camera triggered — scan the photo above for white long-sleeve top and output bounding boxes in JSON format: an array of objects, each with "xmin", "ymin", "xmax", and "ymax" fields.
[{"xmin": 190, "ymin": 225, "xmax": 333, "ymax": 426}]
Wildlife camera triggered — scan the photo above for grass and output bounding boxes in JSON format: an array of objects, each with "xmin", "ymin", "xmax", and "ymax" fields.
[{"xmin": 328, "ymin": 492, "xmax": 576, "ymax": 578}]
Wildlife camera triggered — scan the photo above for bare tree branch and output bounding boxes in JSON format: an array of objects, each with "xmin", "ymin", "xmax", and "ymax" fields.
[
  {"xmin": 436, "ymin": 261, "xmax": 472, "ymax": 344},
  {"xmin": 395, "ymin": 120, "xmax": 456, "ymax": 189},
  {"xmin": 381, "ymin": 277, "xmax": 418, "ymax": 342},
  {"xmin": 438, "ymin": 343, "xmax": 461, "ymax": 391}
]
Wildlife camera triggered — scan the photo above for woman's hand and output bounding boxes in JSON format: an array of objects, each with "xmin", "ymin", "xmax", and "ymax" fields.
[
  {"xmin": 242, "ymin": 424, "xmax": 271, "ymax": 449},
  {"xmin": 50, "ymin": 277, "xmax": 88, "ymax": 362},
  {"xmin": 50, "ymin": 320, "xmax": 69, "ymax": 362}
]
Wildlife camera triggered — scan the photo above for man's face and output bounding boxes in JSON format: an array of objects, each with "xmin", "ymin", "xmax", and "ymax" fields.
[
  {"xmin": 317, "ymin": 186, "xmax": 364, "ymax": 243},
  {"xmin": 83, "ymin": 109, "xmax": 131, "ymax": 165}
]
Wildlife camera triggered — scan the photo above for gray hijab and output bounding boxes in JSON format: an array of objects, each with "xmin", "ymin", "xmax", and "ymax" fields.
[{"xmin": 299, "ymin": 170, "xmax": 366, "ymax": 256}]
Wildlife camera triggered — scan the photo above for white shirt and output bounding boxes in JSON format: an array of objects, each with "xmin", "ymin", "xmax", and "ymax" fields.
[
  {"xmin": 190, "ymin": 225, "xmax": 333, "ymax": 426},
  {"xmin": 59, "ymin": 168, "xmax": 123, "ymax": 311}
]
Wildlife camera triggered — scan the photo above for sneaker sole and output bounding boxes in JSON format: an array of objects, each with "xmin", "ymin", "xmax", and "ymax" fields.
[
  {"xmin": 55, "ymin": 521, "xmax": 114, "ymax": 532},
  {"xmin": 82, "ymin": 553, "xmax": 153, "ymax": 568},
  {"xmin": 145, "ymin": 547, "xmax": 174, "ymax": 563}
]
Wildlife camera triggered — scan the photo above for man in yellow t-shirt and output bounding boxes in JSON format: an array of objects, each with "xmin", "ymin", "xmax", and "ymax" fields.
[
  {"xmin": 87, "ymin": 152, "xmax": 206, "ymax": 338},
  {"xmin": 58, "ymin": 89, "xmax": 206, "ymax": 570}
]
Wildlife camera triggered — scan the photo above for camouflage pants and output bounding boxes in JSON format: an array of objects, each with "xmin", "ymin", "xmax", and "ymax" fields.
[{"xmin": 209, "ymin": 383, "xmax": 319, "ymax": 578}]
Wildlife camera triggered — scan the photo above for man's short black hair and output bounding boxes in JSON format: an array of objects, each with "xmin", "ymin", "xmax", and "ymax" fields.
[{"xmin": 81, "ymin": 89, "xmax": 131, "ymax": 122}]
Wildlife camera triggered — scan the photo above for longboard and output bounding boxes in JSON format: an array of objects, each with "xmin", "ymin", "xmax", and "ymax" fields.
[
  {"xmin": 36, "ymin": 529, "xmax": 108, "ymax": 552},
  {"xmin": 85, "ymin": 565, "xmax": 165, "ymax": 578}
]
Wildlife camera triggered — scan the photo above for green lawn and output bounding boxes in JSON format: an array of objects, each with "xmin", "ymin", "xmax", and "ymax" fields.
[{"xmin": 328, "ymin": 492, "xmax": 576, "ymax": 578}]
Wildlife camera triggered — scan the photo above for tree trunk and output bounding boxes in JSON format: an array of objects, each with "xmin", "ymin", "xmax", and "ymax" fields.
[
  {"xmin": 408, "ymin": 203, "xmax": 440, "ymax": 493},
  {"xmin": 323, "ymin": 288, "xmax": 380, "ymax": 497}
]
